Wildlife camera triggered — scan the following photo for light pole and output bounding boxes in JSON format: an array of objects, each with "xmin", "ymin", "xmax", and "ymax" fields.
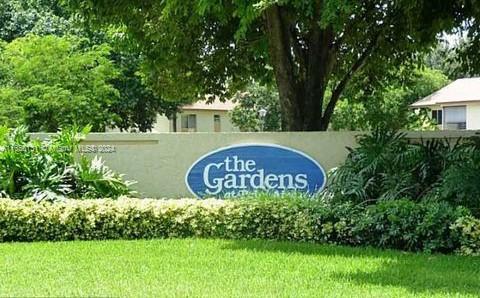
[{"xmin": 258, "ymin": 108, "xmax": 267, "ymax": 132}]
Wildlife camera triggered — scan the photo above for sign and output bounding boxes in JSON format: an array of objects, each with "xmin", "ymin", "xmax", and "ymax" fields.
[{"xmin": 185, "ymin": 144, "xmax": 326, "ymax": 198}]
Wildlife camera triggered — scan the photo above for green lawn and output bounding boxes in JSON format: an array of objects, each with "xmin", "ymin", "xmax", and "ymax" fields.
[{"xmin": 0, "ymin": 239, "xmax": 479, "ymax": 297}]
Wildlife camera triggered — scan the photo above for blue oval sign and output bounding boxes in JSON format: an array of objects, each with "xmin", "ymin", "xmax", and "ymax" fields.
[{"xmin": 185, "ymin": 144, "xmax": 326, "ymax": 198}]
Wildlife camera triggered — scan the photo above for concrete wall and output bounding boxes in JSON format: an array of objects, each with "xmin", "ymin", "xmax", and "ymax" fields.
[
  {"xmin": 76, "ymin": 132, "xmax": 358, "ymax": 197},
  {"xmin": 32, "ymin": 131, "xmax": 480, "ymax": 198}
]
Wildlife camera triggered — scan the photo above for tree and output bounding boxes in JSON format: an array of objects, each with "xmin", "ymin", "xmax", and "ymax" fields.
[
  {"xmin": 332, "ymin": 67, "xmax": 450, "ymax": 131},
  {"xmin": 0, "ymin": 0, "xmax": 74, "ymax": 42},
  {"xmin": 108, "ymin": 41, "xmax": 182, "ymax": 132},
  {"xmin": 0, "ymin": 1, "xmax": 180, "ymax": 132},
  {"xmin": 67, "ymin": 0, "xmax": 475, "ymax": 131},
  {"xmin": 425, "ymin": 39, "xmax": 474, "ymax": 80},
  {"xmin": 230, "ymin": 83, "xmax": 281, "ymax": 132},
  {"xmin": 0, "ymin": 35, "xmax": 119, "ymax": 131}
]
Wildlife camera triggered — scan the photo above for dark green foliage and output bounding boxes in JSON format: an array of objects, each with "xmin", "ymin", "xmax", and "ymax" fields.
[
  {"xmin": 328, "ymin": 130, "xmax": 441, "ymax": 202},
  {"xmin": 354, "ymin": 199, "xmax": 469, "ymax": 253},
  {"xmin": 109, "ymin": 50, "xmax": 181, "ymax": 132},
  {"xmin": 0, "ymin": 126, "xmax": 135, "ymax": 200},
  {"xmin": 437, "ymin": 142, "xmax": 480, "ymax": 216},
  {"xmin": 328, "ymin": 129, "xmax": 480, "ymax": 216},
  {"xmin": 66, "ymin": 0, "xmax": 478, "ymax": 130},
  {"xmin": 332, "ymin": 67, "xmax": 449, "ymax": 131}
]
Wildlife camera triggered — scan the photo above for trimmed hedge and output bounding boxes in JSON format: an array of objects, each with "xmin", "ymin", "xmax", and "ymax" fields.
[{"xmin": 0, "ymin": 197, "xmax": 478, "ymax": 255}]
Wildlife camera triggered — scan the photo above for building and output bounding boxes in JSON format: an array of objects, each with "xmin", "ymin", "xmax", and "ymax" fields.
[
  {"xmin": 153, "ymin": 98, "xmax": 239, "ymax": 132},
  {"xmin": 411, "ymin": 78, "xmax": 480, "ymax": 130}
]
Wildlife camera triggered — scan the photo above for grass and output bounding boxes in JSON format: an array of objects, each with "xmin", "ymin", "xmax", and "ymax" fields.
[{"xmin": 0, "ymin": 239, "xmax": 479, "ymax": 297}]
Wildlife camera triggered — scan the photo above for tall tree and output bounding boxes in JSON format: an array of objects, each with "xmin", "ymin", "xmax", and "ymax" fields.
[
  {"xmin": 0, "ymin": 0, "xmax": 75, "ymax": 42},
  {"xmin": 0, "ymin": 35, "xmax": 119, "ymax": 131},
  {"xmin": 67, "ymin": 0, "xmax": 476, "ymax": 131},
  {"xmin": 332, "ymin": 67, "xmax": 450, "ymax": 131},
  {"xmin": 0, "ymin": 1, "xmax": 181, "ymax": 132}
]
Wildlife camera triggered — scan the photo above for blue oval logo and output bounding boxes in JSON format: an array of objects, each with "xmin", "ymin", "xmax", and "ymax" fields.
[{"xmin": 185, "ymin": 144, "xmax": 326, "ymax": 198}]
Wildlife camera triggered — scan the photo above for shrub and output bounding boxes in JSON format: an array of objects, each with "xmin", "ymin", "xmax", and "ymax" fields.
[
  {"xmin": 435, "ymin": 144, "xmax": 480, "ymax": 216},
  {"xmin": 327, "ymin": 129, "xmax": 480, "ymax": 216},
  {"xmin": 0, "ymin": 126, "xmax": 135, "ymax": 200},
  {"xmin": 353, "ymin": 199, "xmax": 469, "ymax": 253},
  {"xmin": 326, "ymin": 129, "xmax": 453, "ymax": 203},
  {"xmin": 451, "ymin": 216, "xmax": 480, "ymax": 256},
  {"xmin": 0, "ymin": 196, "xmax": 473, "ymax": 255}
]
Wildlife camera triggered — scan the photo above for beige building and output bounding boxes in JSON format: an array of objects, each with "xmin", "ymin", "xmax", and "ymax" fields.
[
  {"xmin": 411, "ymin": 78, "xmax": 480, "ymax": 130},
  {"xmin": 153, "ymin": 99, "xmax": 239, "ymax": 133}
]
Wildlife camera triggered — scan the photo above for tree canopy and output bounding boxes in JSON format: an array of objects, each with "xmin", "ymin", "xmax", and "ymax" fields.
[
  {"xmin": 0, "ymin": 0, "xmax": 76, "ymax": 42},
  {"xmin": 332, "ymin": 67, "xmax": 450, "ymax": 131},
  {"xmin": 0, "ymin": 35, "xmax": 119, "ymax": 131},
  {"xmin": 0, "ymin": 0, "xmax": 182, "ymax": 132},
  {"xmin": 67, "ymin": 0, "xmax": 480, "ymax": 131}
]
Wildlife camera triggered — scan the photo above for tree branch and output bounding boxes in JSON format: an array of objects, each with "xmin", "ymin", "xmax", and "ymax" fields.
[{"xmin": 321, "ymin": 35, "xmax": 379, "ymax": 128}]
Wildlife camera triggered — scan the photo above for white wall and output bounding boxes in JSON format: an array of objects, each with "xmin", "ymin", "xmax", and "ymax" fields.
[
  {"xmin": 467, "ymin": 102, "xmax": 480, "ymax": 130},
  {"xmin": 152, "ymin": 114, "xmax": 171, "ymax": 132},
  {"xmin": 31, "ymin": 131, "xmax": 479, "ymax": 198}
]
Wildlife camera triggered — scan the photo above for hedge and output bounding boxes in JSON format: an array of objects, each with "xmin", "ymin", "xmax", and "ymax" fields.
[{"xmin": 0, "ymin": 197, "xmax": 478, "ymax": 255}]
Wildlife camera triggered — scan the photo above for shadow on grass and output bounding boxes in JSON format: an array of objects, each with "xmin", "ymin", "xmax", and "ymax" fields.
[{"xmin": 222, "ymin": 240, "xmax": 480, "ymax": 296}]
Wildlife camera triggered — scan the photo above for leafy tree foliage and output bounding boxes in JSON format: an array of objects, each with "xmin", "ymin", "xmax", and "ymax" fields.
[
  {"xmin": 332, "ymin": 67, "xmax": 450, "ymax": 131},
  {"xmin": 0, "ymin": 0, "xmax": 74, "ymax": 42},
  {"xmin": 230, "ymin": 83, "xmax": 281, "ymax": 132},
  {"xmin": 108, "ymin": 40, "xmax": 181, "ymax": 132},
  {"xmin": 0, "ymin": 1, "xmax": 178, "ymax": 132},
  {"xmin": 0, "ymin": 35, "xmax": 119, "ymax": 131},
  {"xmin": 425, "ymin": 38, "xmax": 476, "ymax": 80},
  {"xmin": 67, "ymin": 0, "xmax": 477, "ymax": 131}
]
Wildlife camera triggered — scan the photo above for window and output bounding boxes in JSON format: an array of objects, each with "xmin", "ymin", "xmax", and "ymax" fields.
[
  {"xmin": 444, "ymin": 106, "xmax": 466, "ymax": 130},
  {"xmin": 213, "ymin": 115, "xmax": 221, "ymax": 132},
  {"xmin": 181, "ymin": 114, "xmax": 197, "ymax": 132},
  {"xmin": 432, "ymin": 110, "xmax": 443, "ymax": 125}
]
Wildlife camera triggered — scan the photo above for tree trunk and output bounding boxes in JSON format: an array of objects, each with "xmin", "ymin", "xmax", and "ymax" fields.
[
  {"xmin": 265, "ymin": 5, "xmax": 332, "ymax": 131},
  {"xmin": 264, "ymin": 5, "xmax": 376, "ymax": 131},
  {"xmin": 265, "ymin": 6, "xmax": 304, "ymax": 131}
]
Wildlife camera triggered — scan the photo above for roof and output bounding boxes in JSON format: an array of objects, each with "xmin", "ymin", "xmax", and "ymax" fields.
[
  {"xmin": 181, "ymin": 97, "xmax": 237, "ymax": 111},
  {"xmin": 411, "ymin": 78, "xmax": 480, "ymax": 107}
]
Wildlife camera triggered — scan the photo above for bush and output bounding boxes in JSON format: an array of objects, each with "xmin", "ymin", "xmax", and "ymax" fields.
[
  {"xmin": 327, "ymin": 129, "xmax": 480, "ymax": 216},
  {"xmin": 353, "ymin": 199, "xmax": 469, "ymax": 253},
  {"xmin": 0, "ymin": 196, "xmax": 475, "ymax": 255},
  {"xmin": 326, "ymin": 129, "xmax": 452, "ymax": 203},
  {"xmin": 436, "ymin": 145, "xmax": 480, "ymax": 216},
  {"xmin": 0, "ymin": 126, "xmax": 135, "ymax": 200},
  {"xmin": 0, "ymin": 197, "xmax": 330, "ymax": 242},
  {"xmin": 451, "ymin": 216, "xmax": 480, "ymax": 256}
]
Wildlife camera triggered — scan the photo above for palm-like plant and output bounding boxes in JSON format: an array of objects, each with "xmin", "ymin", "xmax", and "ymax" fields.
[
  {"xmin": 0, "ymin": 125, "xmax": 135, "ymax": 200},
  {"xmin": 326, "ymin": 128, "xmax": 470, "ymax": 205}
]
